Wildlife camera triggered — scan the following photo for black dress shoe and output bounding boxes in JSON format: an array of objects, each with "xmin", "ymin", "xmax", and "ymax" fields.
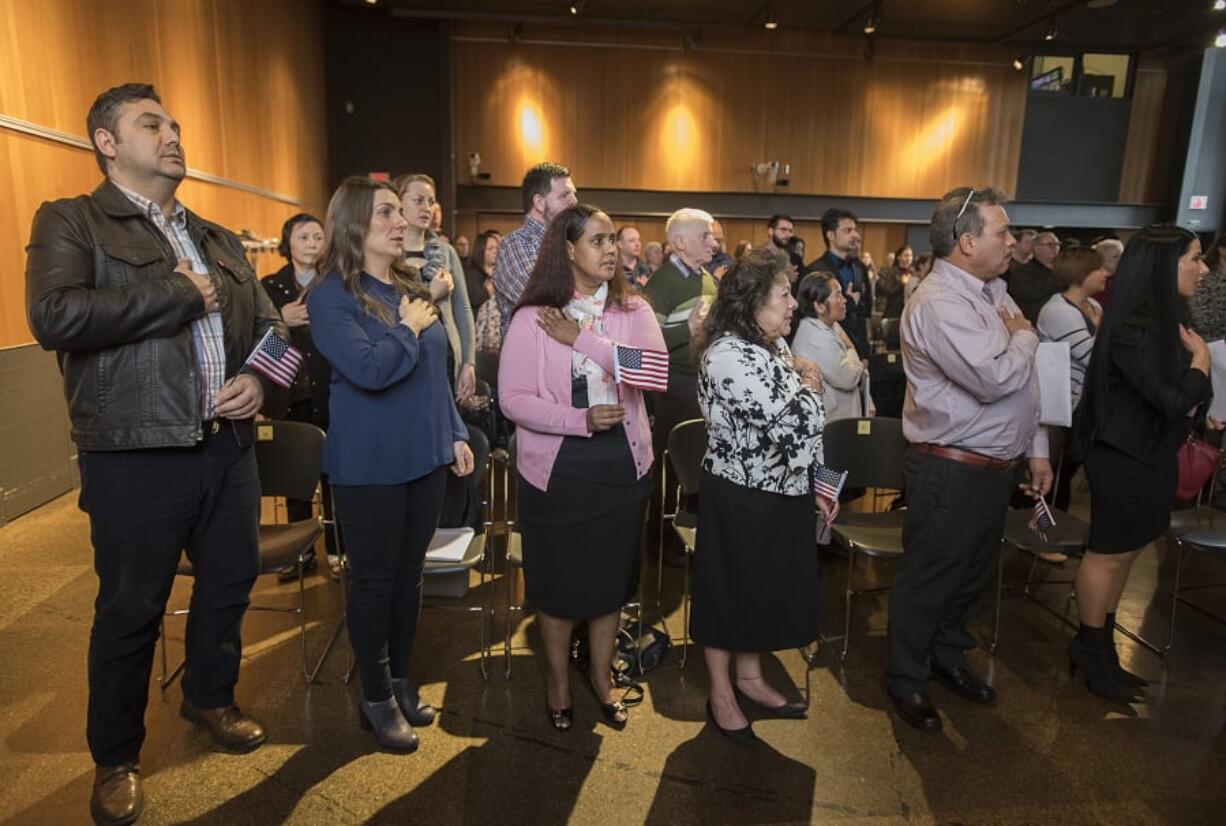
[
  {"xmin": 91, "ymin": 763, "xmax": 143, "ymax": 825},
  {"xmin": 733, "ymin": 686, "xmax": 808, "ymax": 719},
  {"xmin": 888, "ymin": 690, "xmax": 942, "ymax": 732},
  {"xmin": 706, "ymin": 700, "xmax": 757, "ymax": 744},
  {"xmin": 930, "ymin": 661, "xmax": 996, "ymax": 705},
  {"xmin": 180, "ymin": 701, "xmax": 267, "ymax": 753}
]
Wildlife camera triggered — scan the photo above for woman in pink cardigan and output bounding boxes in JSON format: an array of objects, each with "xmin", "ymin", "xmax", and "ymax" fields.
[{"xmin": 499, "ymin": 204, "xmax": 666, "ymax": 733}]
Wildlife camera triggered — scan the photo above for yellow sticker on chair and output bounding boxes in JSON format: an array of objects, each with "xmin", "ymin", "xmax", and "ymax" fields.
[
  {"xmin": 857, "ymin": 421, "xmax": 871, "ymax": 435},
  {"xmin": 257, "ymin": 424, "xmax": 274, "ymax": 441},
  {"xmin": 887, "ymin": 353, "xmax": 897, "ymax": 364}
]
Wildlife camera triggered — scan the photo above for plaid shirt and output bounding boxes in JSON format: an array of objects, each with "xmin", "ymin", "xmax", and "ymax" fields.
[
  {"xmin": 492, "ymin": 215, "xmax": 546, "ymax": 337},
  {"xmin": 114, "ymin": 182, "xmax": 226, "ymax": 419}
]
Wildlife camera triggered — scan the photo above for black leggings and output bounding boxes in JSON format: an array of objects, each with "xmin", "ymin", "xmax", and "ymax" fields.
[{"xmin": 333, "ymin": 467, "xmax": 448, "ymax": 701}]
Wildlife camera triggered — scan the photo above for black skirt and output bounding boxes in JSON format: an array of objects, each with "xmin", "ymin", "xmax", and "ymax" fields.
[
  {"xmin": 517, "ymin": 424, "xmax": 649, "ymax": 621},
  {"xmin": 690, "ymin": 471, "xmax": 819, "ymax": 651},
  {"xmin": 1086, "ymin": 441, "xmax": 1177, "ymax": 553}
]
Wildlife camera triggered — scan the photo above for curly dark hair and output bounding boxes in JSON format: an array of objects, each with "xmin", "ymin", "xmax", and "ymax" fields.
[
  {"xmin": 516, "ymin": 204, "xmax": 629, "ymax": 312},
  {"xmin": 697, "ymin": 246, "xmax": 789, "ymax": 356}
]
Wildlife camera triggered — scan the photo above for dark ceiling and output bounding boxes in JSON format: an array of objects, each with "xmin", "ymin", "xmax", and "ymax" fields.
[{"xmin": 352, "ymin": 0, "xmax": 1222, "ymax": 51}]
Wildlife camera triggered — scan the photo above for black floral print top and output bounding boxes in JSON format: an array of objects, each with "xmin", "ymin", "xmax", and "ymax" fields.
[{"xmin": 698, "ymin": 334, "xmax": 826, "ymax": 496}]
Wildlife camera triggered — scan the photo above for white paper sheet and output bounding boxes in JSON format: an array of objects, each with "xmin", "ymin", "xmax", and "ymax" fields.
[
  {"xmin": 1208, "ymin": 340, "xmax": 1226, "ymax": 421},
  {"xmin": 425, "ymin": 527, "xmax": 474, "ymax": 563},
  {"xmin": 1036, "ymin": 341, "xmax": 1072, "ymax": 427}
]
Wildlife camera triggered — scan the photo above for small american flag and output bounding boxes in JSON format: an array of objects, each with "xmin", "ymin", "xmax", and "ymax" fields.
[
  {"xmin": 812, "ymin": 465, "xmax": 848, "ymax": 501},
  {"xmin": 243, "ymin": 328, "xmax": 303, "ymax": 389},
  {"xmin": 1028, "ymin": 495, "xmax": 1057, "ymax": 541},
  {"xmin": 614, "ymin": 344, "xmax": 669, "ymax": 392}
]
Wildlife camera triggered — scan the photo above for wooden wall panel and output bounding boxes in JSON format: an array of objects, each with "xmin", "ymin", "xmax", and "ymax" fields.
[
  {"xmin": 1119, "ymin": 62, "xmax": 1169, "ymax": 205},
  {"xmin": 0, "ymin": 0, "xmax": 328, "ymax": 348},
  {"xmin": 452, "ymin": 25, "xmax": 1028, "ymax": 201}
]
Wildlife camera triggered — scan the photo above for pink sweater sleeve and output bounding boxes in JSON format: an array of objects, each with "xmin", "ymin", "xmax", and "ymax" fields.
[{"xmin": 498, "ymin": 308, "xmax": 590, "ymax": 436}]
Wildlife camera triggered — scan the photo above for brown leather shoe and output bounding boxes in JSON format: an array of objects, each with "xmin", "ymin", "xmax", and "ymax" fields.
[
  {"xmin": 180, "ymin": 701, "xmax": 267, "ymax": 753},
  {"xmin": 90, "ymin": 763, "xmax": 143, "ymax": 825}
]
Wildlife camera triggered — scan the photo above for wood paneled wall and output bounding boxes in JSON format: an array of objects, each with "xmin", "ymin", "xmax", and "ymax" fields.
[
  {"xmin": 453, "ymin": 213, "xmax": 907, "ymax": 276},
  {"xmin": 453, "ymin": 24, "xmax": 1028, "ymax": 201},
  {"xmin": 0, "ymin": 0, "xmax": 328, "ymax": 348},
  {"xmin": 1119, "ymin": 57, "xmax": 1169, "ymax": 205}
]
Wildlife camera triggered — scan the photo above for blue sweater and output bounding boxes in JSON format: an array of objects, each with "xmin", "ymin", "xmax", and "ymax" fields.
[{"xmin": 307, "ymin": 272, "xmax": 467, "ymax": 485}]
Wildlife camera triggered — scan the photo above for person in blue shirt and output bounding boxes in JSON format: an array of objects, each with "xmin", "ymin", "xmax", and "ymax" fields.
[{"xmin": 308, "ymin": 176, "xmax": 474, "ymax": 753}]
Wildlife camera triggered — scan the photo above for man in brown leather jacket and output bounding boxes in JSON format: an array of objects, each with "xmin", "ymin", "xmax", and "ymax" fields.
[{"xmin": 25, "ymin": 83, "xmax": 286, "ymax": 826}]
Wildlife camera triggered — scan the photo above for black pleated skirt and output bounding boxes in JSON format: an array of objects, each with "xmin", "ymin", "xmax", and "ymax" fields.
[
  {"xmin": 517, "ymin": 426, "xmax": 649, "ymax": 620},
  {"xmin": 690, "ymin": 471, "xmax": 820, "ymax": 651},
  {"xmin": 1086, "ymin": 441, "xmax": 1177, "ymax": 553}
]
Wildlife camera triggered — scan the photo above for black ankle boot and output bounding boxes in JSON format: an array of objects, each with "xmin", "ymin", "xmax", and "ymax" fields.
[
  {"xmin": 1068, "ymin": 625, "xmax": 1140, "ymax": 704},
  {"xmin": 391, "ymin": 678, "xmax": 437, "ymax": 727},
  {"xmin": 357, "ymin": 696, "xmax": 419, "ymax": 753},
  {"xmin": 1103, "ymin": 613, "xmax": 1149, "ymax": 687}
]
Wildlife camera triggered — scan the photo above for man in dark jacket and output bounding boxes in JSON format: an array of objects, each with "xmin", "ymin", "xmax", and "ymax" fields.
[
  {"xmin": 804, "ymin": 208, "xmax": 871, "ymax": 358},
  {"xmin": 25, "ymin": 83, "xmax": 285, "ymax": 826},
  {"xmin": 1007, "ymin": 231, "xmax": 1061, "ymax": 324}
]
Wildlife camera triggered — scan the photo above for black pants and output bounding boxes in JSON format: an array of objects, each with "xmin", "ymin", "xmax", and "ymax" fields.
[
  {"xmin": 886, "ymin": 448, "xmax": 1015, "ymax": 696},
  {"xmin": 79, "ymin": 427, "xmax": 260, "ymax": 766},
  {"xmin": 333, "ymin": 468, "xmax": 448, "ymax": 701}
]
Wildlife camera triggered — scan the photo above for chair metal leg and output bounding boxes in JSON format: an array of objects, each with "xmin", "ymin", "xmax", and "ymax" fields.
[
  {"xmin": 840, "ymin": 548, "xmax": 856, "ymax": 662},
  {"xmin": 1113, "ymin": 537, "xmax": 1190, "ymax": 656},
  {"xmin": 990, "ymin": 542, "xmax": 1004, "ymax": 652},
  {"xmin": 679, "ymin": 548, "xmax": 691, "ymax": 668}
]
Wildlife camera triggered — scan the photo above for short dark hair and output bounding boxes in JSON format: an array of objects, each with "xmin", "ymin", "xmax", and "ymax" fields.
[
  {"xmin": 698, "ymin": 246, "xmax": 789, "ymax": 356},
  {"xmin": 87, "ymin": 83, "xmax": 162, "ymax": 175},
  {"xmin": 520, "ymin": 162, "xmax": 571, "ymax": 214},
  {"xmin": 797, "ymin": 272, "xmax": 840, "ymax": 318},
  {"xmin": 767, "ymin": 214, "xmax": 794, "ymax": 230},
  {"xmin": 278, "ymin": 213, "xmax": 323, "ymax": 261},
  {"xmin": 820, "ymin": 208, "xmax": 858, "ymax": 247},
  {"xmin": 928, "ymin": 187, "xmax": 1008, "ymax": 258}
]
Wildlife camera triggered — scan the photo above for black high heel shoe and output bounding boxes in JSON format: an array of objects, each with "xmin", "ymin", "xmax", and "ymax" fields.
[
  {"xmin": 733, "ymin": 680, "xmax": 808, "ymax": 719},
  {"xmin": 587, "ymin": 678, "xmax": 628, "ymax": 730},
  {"xmin": 1068, "ymin": 638, "xmax": 1140, "ymax": 704},
  {"xmin": 546, "ymin": 702, "xmax": 573, "ymax": 732},
  {"xmin": 706, "ymin": 699, "xmax": 757, "ymax": 744}
]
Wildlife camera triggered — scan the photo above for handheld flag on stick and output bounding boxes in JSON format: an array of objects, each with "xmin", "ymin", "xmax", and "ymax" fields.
[
  {"xmin": 812, "ymin": 464, "xmax": 848, "ymax": 502},
  {"xmin": 1028, "ymin": 494, "xmax": 1057, "ymax": 542},
  {"xmin": 243, "ymin": 329, "xmax": 303, "ymax": 389},
  {"xmin": 614, "ymin": 344, "xmax": 669, "ymax": 392}
]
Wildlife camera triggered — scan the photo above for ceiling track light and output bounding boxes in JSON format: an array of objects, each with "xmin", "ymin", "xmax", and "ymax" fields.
[
  {"xmin": 1216, "ymin": 29, "xmax": 1226, "ymax": 48},
  {"xmin": 569, "ymin": 0, "xmax": 585, "ymax": 15},
  {"xmin": 1044, "ymin": 19, "xmax": 1058, "ymax": 41},
  {"xmin": 863, "ymin": 4, "xmax": 880, "ymax": 35},
  {"xmin": 1216, "ymin": 1, "xmax": 1226, "ymax": 11},
  {"xmin": 1012, "ymin": 53, "xmax": 1027, "ymax": 71},
  {"xmin": 764, "ymin": 5, "xmax": 778, "ymax": 30}
]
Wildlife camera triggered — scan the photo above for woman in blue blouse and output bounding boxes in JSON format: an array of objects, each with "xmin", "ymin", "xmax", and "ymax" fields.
[{"xmin": 308, "ymin": 176, "xmax": 474, "ymax": 752}]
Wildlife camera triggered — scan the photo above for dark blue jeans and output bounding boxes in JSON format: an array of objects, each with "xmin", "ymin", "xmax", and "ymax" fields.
[
  {"xmin": 79, "ymin": 426, "xmax": 260, "ymax": 766},
  {"xmin": 333, "ymin": 467, "xmax": 448, "ymax": 702}
]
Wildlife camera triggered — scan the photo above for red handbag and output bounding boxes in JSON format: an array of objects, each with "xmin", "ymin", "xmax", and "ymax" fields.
[{"xmin": 1176, "ymin": 435, "xmax": 1220, "ymax": 500}]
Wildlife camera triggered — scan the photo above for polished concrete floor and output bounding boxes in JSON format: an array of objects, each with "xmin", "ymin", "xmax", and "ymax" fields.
[{"xmin": 2, "ymin": 482, "xmax": 1226, "ymax": 825}]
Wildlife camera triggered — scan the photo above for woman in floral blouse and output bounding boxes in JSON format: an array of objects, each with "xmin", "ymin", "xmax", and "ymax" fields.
[{"xmin": 693, "ymin": 247, "xmax": 835, "ymax": 743}]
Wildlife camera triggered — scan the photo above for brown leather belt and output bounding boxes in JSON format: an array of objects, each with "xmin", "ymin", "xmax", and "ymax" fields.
[{"xmin": 912, "ymin": 443, "xmax": 1020, "ymax": 471}]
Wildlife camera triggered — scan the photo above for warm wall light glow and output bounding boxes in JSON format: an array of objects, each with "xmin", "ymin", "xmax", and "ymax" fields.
[
  {"xmin": 660, "ymin": 103, "xmax": 698, "ymax": 175},
  {"xmin": 902, "ymin": 107, "xmax": 965, "ymax": 169},
  {"xmin": 514, "ymin": 98, "xmax": 547, "ymax": 158}
]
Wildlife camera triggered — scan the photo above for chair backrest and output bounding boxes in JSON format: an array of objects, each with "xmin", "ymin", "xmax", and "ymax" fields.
[
  {"xmin": 667, "ymin": 419, "xmax": 708, "ymax": 497},
  {"xmin": 476, "ymin": 350, "xmax": 500, "ymax": 390},
  {"xmin": 254, "ymin": 420, "xmax": 325, "ymax": 502},
  {"xmin": 822, "ymin": 417, "xmax": 907, "ymax": 490}
]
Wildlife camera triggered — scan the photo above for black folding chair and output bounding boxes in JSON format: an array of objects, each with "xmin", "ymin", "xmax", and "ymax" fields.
[
  {"xmin": 657, "ymin": 419, "xmax": 707, "ymax": 668},
  {"xmin": 160, "ymin": 420, "xmax": 345, "ymax": 689},
  {"xmin": 823, "ymin": 417, "xmax": 908, "ymax": 661}
]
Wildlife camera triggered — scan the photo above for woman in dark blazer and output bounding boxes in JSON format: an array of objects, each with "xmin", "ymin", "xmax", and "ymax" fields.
[
  {"xmin": 260, "ymin": 213, "xmax": 340, "ymax": 578},
  {"xmin": 1073, "ymin": 225, "xmax": 1213, "ymax": 702}
]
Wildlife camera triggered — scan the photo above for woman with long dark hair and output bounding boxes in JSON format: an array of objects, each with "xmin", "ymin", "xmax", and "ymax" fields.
[
  {"xmin": 308, "ymin": 176, "xmax": 474, "ymax": 751},
  {"xmin": 693, "ymin": 247, "xmax": 832, "ymax": 742},
  {"xmin": 499, "ymin": 204, "xmax": 665, "ymax": 732},
  {"xmin": 876, "ymin": 245, "xmax": 912, "ymax": 318},
  {"xmin": 1073, "ymin": 225, "xmax": 1212, "ymax": 702}
]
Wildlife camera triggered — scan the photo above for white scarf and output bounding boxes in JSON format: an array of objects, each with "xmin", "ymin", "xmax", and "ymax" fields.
[{"xmin": 565, "ymin": 283, "xmax": 619, "ymax": 406}]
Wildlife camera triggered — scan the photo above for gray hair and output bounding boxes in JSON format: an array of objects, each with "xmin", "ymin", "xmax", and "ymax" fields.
[
  {"xmin": 1093, "ymin": 237, "xmax": 1124, "ymax": 256},
  {"xmin": 665, "ymin": 208, "xmax": 714, "ymax": 244},
  {"xmin": 929, "ymin": 186, "xmax": 1009, "ymax": 258}
]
